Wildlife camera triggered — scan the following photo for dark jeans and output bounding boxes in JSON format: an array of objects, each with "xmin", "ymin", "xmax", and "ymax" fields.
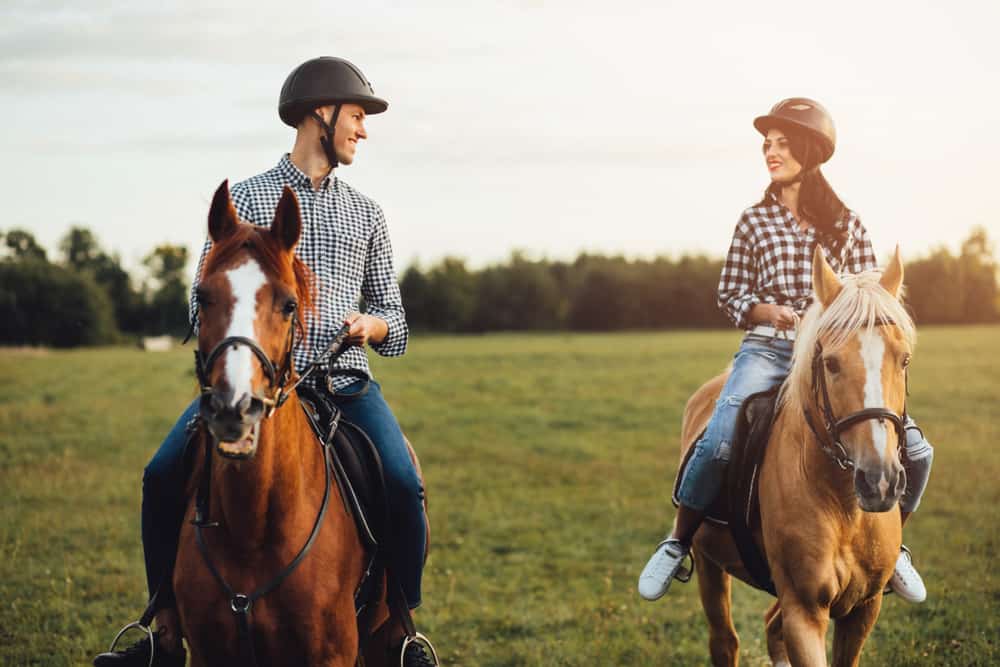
[{"xmin": 141, "ymin": 380, "xmax": 426, "ymax": 610}]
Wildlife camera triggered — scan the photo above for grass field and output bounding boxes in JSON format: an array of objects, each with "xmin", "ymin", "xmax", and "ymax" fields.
[{"xmin": 1, "ymin": 327, "xmax": 998, "ymax": 666}]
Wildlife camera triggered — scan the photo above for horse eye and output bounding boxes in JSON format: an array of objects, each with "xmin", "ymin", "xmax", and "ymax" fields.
[
  {"xmin": 902, "ymin": 353, "xmax": 911, "ymax": 368},
  {"xmin": 824, "ymin": 356, "xmax": 841, "ymax": 374},
  {"xmin": 282, "ymin": 299, "xmax": 298, "ymax": 317}
]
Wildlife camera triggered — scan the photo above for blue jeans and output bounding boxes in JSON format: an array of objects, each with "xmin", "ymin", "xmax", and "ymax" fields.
[
  {"xmin": 676, "ymin": 335, "xmax": 794, "ymax": 511},
  {"xmin": 142, "ymin": 380, "xmax": 425, "ymax": 610}
]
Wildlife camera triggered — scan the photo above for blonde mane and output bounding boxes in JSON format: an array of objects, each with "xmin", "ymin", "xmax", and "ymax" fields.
[{"xmin": 780, "ymin": 269, "xmax": 916, "ymax": 409}]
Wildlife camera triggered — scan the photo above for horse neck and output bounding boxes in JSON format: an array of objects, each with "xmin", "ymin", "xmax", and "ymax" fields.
[
  {"xmin": 211, "ymin": 396, "xmax": 321, "ymax": 547},
  {"xmin": 773, "ymin": 393, "xmax": 860, "ymax": 520}
]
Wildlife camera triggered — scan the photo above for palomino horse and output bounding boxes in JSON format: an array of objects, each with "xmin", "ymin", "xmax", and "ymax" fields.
[
  {"xmin": 681, "ymin": 246, "xmax": 915, "ymax": 666},
  {"xmin": 173, "ymin": 181, "xmax": 420, "ymax": 666}
]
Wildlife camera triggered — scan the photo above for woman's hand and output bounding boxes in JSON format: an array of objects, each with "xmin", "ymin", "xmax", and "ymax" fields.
[
  {"xmin": 750, "ymin": 304, "xmax": 799, "ymax": 330},
  {"xmin": 771, "ymin": 305, "xmax": 799, "ymax": 330},
  {"xmin": 344, "ymin": 312, "xmax": 388, "ymax": 346}
]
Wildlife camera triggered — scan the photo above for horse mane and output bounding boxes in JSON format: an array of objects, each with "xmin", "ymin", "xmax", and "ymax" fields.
[
  {"xmin": 201, "ymin": 223, "xmax": 317, "ymax": 325},
  {"xmin": 780, "ymin": 269, "xmax": 916, "ymax": 410}
]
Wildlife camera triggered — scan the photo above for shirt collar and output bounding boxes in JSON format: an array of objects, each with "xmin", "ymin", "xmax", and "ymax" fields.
[{"xmin": 277, "ymin": 154, "xmax": 337, "ymax": 191}]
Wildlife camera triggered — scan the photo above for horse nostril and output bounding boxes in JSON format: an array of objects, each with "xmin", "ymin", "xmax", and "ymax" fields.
[
  {"xmin": 210, "ymin": 393, "xmax": 226, "ymax": 415},
  {"xmin": 236, "ymin": 392, "xmax": 252, "ymax": 415}
]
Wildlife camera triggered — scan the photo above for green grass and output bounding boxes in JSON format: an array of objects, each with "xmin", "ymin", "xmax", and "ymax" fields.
[{"xmin": 1, "ymin": 327, "xmax": 998, "ymax": 665}]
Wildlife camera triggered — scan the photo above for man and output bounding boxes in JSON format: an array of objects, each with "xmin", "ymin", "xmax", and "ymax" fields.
[{"xmin": 95, "ymin": 56, "xmax": 435, "ymax": 667}]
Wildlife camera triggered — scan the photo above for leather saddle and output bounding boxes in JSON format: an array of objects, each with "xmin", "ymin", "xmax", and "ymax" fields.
[
  {"xmin": 671, "ymin": 384, "xmax": 782, "ymax": 595},
  {"xmin": 296, "ymin": 384, "xmax": 388, "ymax": 555}
]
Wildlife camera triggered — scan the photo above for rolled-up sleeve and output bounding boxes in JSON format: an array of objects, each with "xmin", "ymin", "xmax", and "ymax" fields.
[
  {"xmin": 845, "ymin": 217, "xmax": 878, "ymax": 274},
  {"xmin": 363, "ymin": 204, "xmax": 408, "ymax": 356},
  {"xmin": 717, "ymin": 217, "xmax": 759, "ymax": 329}
]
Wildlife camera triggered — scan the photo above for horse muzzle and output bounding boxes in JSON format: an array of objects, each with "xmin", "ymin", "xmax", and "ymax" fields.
[
  {"xmin": 853, "ymin": 463, "xmax": 906, "ymax": 513},
  {"xmin": 200, "ymin": 389, "xmax": 265, "ymax": 459}
]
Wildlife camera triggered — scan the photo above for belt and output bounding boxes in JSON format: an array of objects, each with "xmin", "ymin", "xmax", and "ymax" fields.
[{"xmin": 746, "ymin": 324, "xmax": 797, "ymax": 341}]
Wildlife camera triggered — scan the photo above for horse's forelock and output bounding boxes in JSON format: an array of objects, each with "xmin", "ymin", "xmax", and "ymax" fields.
[
  {"xmin": 781, "ymin": 269, "xmax": 916, "ymax": 409},
  {"xmin": 202, "ymin": 223, "xmax": 316, "ymax": 321}
]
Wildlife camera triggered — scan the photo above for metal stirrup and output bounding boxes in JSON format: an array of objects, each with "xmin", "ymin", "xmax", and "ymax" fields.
[
  {"xmin": 107, "ymin": 621, "xmax": 155, "ymax": 667},
  {"xmin": 400, "ymin": 632, "xmax": 441, "ymax": 667}
]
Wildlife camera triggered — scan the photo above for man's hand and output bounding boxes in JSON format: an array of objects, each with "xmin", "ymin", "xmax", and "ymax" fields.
[{"xmin": 344, "ymin": 312, "xmax": 388, "ymax": 346}]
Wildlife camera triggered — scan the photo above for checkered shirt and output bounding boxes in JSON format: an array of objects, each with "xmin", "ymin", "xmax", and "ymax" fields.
[
  {"xmin": 718, "ymin": 193, "xmax": 878, "ymax": 329},
  {"xmin": 190, "ymin": 154, "xmax": 408, "ymax": 389}
]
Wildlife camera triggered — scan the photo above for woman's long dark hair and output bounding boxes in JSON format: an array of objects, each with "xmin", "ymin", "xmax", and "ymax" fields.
[{"xmin": 761, "ymin": 130, "xmax": 848, "ymax": 247}]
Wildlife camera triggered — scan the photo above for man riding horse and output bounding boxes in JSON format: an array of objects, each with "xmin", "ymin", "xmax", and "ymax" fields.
[{"xmin": 95, "ymin": 56, "xmax": 436, "ymax": 667}]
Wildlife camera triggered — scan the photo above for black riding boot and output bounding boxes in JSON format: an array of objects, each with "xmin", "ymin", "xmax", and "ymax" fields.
[{"xmin": 93, "ymin": 629, "xmax": 186, "ymax": 667}]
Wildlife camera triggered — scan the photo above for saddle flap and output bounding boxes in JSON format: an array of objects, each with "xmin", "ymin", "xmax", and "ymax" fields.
[
  {"xmin": 297, "ymin": 385, "xmax": 390, "ymax": 551},
  {"xmin": 726, "ymin": 384, "xmax": 781, "ymax": 596}
]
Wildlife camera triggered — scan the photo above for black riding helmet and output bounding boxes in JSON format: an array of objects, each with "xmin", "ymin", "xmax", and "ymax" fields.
[
  {"xmin": 754, "ymin": 97, "xmax": 836, "ymax": 164},
  {"xmin": 278, "ymin": 56, "xmax": 388, "ymax": 168}
]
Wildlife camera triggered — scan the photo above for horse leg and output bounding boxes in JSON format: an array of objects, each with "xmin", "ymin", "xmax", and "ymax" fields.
[
  {"xmin": 831, "ymin": 596, "xmax": 882, "ymax": 667},
  {"xmin": 694, "ymin": 551, "xmax": 740, "ymax": 667},
  {"xmin": 764, "ymin": 602, "xmax": 790, "ymax": 666},
  {"xmin": 780, "ymin": 602, "xmax": 829, "ymax": 667}
]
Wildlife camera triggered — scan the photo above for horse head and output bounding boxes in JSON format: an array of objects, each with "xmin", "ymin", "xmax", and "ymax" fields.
[
  {"xmin": 789, "ymin": 245, "xmax": 915, "ymax": 512},
  {"xmin": 194, "ymin": 180, "xmax": 313, "ymax": 459}
]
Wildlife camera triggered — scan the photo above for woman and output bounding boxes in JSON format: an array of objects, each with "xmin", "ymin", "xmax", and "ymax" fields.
[{"xmin": 637, "ymin": 98, "xmax": 934, "ymax": 603}]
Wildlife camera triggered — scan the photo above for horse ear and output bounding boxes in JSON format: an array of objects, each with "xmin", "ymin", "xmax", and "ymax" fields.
[
  {"xmin": 812, "ymin": 244, "xmax": 842, "ymax": 307},
  {"xmin": 271, "ymin": 186, "xmax": 302, "ymax": 252},
  {"xmin": 208, "ymin": 180, "xmax": 239, "ymax": 243},
  {"xmin": 880, "ymin": 245, "xmax": 904, "ymax": 298}
]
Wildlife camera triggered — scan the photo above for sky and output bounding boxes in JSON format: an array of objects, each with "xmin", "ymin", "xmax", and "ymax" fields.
[{"xmin": 2, "ymin": 0, "xmax": 998, "ymax": 280}]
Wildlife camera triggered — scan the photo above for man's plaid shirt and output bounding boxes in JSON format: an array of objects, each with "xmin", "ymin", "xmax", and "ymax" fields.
[
  {"xmin": 190, "ymin": 154, "xmax": 408, "ymax": 389},
  {"xmin": 718, "ymin": 193, "xmax": 878, "ymax": 329}
]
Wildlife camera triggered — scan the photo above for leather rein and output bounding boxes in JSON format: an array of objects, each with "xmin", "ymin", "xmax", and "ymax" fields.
[{"xmin": 802, "ymin": 323, "xmax": 908, "ymax": 470}]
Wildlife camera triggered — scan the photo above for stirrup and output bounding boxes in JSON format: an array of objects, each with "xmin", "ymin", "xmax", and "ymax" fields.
[
  {"xmin": 400, "ymin": 632, "xmax": 440, "ymax": 667},
  {"xmin": 674, "ymin": 550, "xmax": 694, "ymax": 584},
  {"xmin": 107, "ymin": 620, "xmax": 156, "ymax": 667}
]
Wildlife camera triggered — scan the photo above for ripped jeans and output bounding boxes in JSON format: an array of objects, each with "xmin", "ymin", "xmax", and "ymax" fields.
[
  {"xmin": 676, "ymin": 334, "xmax": 793, "ymax": 511},
  {"xmin": 675, "ymin": 333, "xmax": 934, "ymax": 513}
]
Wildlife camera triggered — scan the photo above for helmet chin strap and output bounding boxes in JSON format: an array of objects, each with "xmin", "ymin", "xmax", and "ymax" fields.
[{"xmin": 310, "ymin": 104, "xmax": 342, "ymax": 169}]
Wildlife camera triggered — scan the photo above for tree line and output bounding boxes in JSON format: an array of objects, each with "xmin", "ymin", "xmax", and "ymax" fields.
[
  {"xmin": 0, "ymin": 228, "xmax": 189, "ymax": 347},
  {"xmin": 1, "ymin": 226, "xmax": 997, "ymax": 347}
]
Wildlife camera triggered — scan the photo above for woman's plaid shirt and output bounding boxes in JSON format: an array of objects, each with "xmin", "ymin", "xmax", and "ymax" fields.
[
  {"xmin": 718, "ymin": 193, "xmax": 878, "ymax": 329},
  {"xmin": 190, "ymin": 154, "xmax": 408, "ymax": 389}
]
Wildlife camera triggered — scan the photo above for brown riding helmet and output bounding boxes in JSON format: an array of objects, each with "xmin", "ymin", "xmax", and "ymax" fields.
[{"xmin": 754, "ymin": 97, "xmax": 836, "ymax": 164}]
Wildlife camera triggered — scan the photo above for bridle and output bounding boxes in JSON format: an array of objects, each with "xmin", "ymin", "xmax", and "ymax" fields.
[
  {"xmin": 193, "ymin": 315, "xmax": 298, "ymax": 420},
  {"xmin": 803, "ymin": 323, "xmax": 908, "ymax": 470},
  {"xmin": 187, "ymin": 315, "xmax": 356, "ymax": 667}
]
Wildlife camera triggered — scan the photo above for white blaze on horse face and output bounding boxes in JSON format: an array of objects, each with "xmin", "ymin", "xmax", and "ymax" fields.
[
  {"xmin": 859, "ymin": 330, "xmax": 890, "ymax": 488},
  {"xmin": 223, "ymin": 259, "xmax": 266, "ymax": 406}
]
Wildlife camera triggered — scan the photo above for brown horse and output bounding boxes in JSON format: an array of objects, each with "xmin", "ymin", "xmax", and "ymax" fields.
[
  {"xmin": 680, "ymin": 246, "xmax": 915, "ymax": 666},
  {"xmin": 173, "ymin": 181, "xmax": 420, "ymax": 666}
]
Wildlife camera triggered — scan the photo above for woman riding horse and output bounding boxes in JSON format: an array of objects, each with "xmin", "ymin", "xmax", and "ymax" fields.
[{"xmin": 638, "ymin": 98, "xmax": 934, "ymax": 603}]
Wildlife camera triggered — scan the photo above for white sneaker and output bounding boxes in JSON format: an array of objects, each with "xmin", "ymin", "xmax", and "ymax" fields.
[
  {"xmin": 638, "ymin": 538, "xmax": 691, "ymax": 601},
  {"xmin": 889, "ymin": 545, "xmax": 926, "ymax": 603}
]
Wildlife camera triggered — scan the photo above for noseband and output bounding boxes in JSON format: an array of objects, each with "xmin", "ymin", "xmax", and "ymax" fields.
[
  {"xmin": 194, "ymin": 315, "xmax": 298, "ymax": 419},
  {"xmin": 803, "ymin": 327, "xmax": 908, "ymax": 470}
]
